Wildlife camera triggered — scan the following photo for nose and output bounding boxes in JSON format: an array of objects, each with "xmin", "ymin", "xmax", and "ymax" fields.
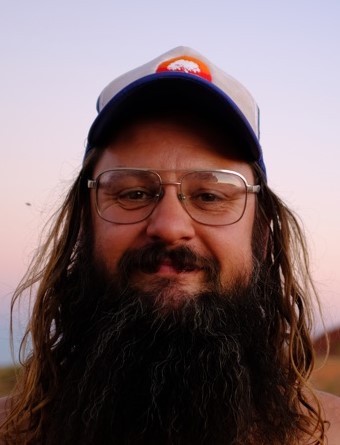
[{"xmin": 146, "ymin": 188, "xmax": 196, "ymax": 244}]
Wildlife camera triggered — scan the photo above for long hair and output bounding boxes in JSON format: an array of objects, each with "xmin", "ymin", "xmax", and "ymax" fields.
[{"xmin": 0, "ymin": 152, "xmax": 327, "ymax": 444}]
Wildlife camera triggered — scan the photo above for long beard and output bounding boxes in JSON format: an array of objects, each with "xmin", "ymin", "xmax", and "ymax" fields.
[{"xmin": 46, "ymin": 244, "xmax": 298, "ymax": 445}]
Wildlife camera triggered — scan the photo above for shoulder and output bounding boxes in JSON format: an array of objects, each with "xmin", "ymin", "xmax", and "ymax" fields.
[{"xmin": 317, "ymin": 391, "xmax": 340, "ymax": 444}]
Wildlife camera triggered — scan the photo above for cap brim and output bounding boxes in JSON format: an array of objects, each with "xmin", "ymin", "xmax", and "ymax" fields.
[{"xmin": 86, "ymin": 72, "xmax": 262, "ymax": 164}]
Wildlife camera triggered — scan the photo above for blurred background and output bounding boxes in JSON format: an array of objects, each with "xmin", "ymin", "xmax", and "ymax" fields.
[{"xmin": 0, "ymin": 0, "xmax": 339, "ymax": 394}]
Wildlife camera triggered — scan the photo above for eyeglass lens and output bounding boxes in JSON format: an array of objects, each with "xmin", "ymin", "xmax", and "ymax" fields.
[{"xmin": 95, "ymin": 170, "xmax": 248, "ymax": 225}]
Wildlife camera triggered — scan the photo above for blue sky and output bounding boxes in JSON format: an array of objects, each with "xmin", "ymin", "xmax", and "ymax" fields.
[{"xmin": 0, "ymin": 0, "xmax": 339, "ymax": 365}]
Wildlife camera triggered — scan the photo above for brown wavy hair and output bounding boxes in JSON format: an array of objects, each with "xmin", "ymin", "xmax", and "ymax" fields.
[{"xmin": 0, "ymin": 150, "xmax": 327, "ymax": 444}]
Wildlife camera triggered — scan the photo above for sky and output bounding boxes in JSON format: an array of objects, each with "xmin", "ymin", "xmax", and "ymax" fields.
[{"xmin": 0, "ymin": 0, "xmax": 339, "ymax": 365}]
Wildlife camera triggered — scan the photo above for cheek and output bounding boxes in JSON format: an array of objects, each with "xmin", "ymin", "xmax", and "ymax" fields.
[
  {"xmin": 205, "ymin": 209, "xmax": 255, "ymax": 283},
  {"xmin": 214, "ymin": 230, "xmax": 253, "ymax": 279},
  {"xmin": 90, "ymin": 194, "xmax": 125, "ymax": 271},
  {"xmin": 92, "ymin": 220, "xmax": 125, "ymax": 272},
  {"xmin": 92, "ymin": 216, "xmax": 145, "ymax": 273}
]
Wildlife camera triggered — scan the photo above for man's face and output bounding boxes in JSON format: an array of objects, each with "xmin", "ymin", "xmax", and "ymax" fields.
[
  {"xmin": 57, "ymin": 119, "xmax": 299, "ymax": 444},
  {"xmin": 90, "ymin": 116, "xmax": 257, "ymax": 306}
]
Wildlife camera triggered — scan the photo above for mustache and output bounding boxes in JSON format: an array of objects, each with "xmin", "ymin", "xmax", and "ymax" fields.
[{"xmin": 117, "ymin": 242, "xmax": 220, "ymax": 278}]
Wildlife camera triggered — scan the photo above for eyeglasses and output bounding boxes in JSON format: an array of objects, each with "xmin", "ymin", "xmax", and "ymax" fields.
[{"xmin": 88, "ymin": 168, "xmax": 261, "ymax": 226}]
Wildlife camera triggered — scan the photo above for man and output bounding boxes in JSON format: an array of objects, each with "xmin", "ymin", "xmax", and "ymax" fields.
[{"xmin": 1, "ymin": 46, "xmax": 339, "ymax": 444}]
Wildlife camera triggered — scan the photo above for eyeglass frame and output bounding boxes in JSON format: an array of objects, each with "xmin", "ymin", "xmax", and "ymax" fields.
[{"xmin": 87, "ymin": 168, "xmax": 261, "ymax": 226}]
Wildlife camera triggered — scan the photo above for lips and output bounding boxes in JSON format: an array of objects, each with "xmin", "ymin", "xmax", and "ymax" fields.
[
  {"xmin": 117, "ymin": 243, "xmax": 219, "ymax": 283},
  {"xmin": 155, "ymin": 260, "xmax": 199, "ymax": 275}
]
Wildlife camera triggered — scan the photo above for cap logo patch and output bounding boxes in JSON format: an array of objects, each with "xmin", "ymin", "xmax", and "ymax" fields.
[{"xmin": 156, "ymin": 56, "xmax": 212, "ymax": 81}]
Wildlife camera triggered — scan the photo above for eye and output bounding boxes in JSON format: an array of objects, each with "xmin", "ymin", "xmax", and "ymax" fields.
[
  {"xmin": 190, "ymin": 190, "xmax": 226, "ymax": 203},
  {"xmin": 187, "ymin": 188, "xmax": 244, "ymax": 213},
  {"xmin": 118, "ymin": 188, "xmax": 157, "ymax": 202},
  {"xmin": 194, "ymin": 192, "xmax": 223, "ymax": 202}
]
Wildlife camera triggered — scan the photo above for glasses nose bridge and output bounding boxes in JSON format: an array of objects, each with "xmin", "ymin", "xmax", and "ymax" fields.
[{"xmin": 159, "ymin": 179, "xmax": 185, "ymax": 202}]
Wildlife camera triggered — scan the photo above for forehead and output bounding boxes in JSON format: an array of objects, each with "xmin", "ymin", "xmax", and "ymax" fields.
[{"xmin": 92, "ymin": 114, "xmax": 254, "ymax": 181}]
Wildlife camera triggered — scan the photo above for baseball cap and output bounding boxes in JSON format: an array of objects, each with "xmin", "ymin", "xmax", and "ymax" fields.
[{"xmin": 86, "ymin": 46, "xmax": 266, "ymax": 177}]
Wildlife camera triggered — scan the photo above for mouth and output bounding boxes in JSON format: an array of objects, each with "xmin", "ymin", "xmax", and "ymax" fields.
[
  {"xmin": 117, "ymin": 243, "xmax": 218, "ymax": 283},
  {"xmin": 153, "ymin": 260, "xmax": 200, "ymax": 275}
]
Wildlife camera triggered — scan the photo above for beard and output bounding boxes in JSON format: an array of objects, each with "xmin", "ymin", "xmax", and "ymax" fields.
[{"xmin": 45, "ymin": 243, "xmax": 298, "ymax": 445}]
